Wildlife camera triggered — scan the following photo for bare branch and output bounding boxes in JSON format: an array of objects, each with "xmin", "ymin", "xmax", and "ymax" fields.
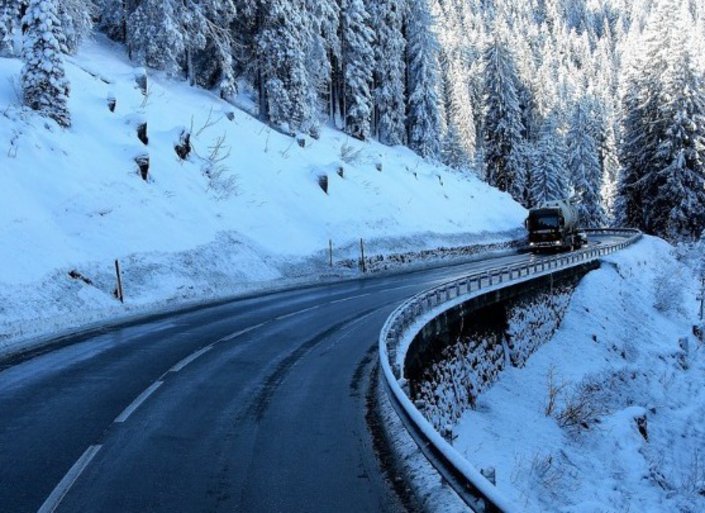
[{"xmin": 195, "ymin": 106, "xmax": 223, "ymax": 136}]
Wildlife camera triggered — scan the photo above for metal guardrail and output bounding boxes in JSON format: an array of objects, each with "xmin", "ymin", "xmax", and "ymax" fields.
[{"xmin": 378, "ymin": 228, "xmax": 642, "ymax": 513}]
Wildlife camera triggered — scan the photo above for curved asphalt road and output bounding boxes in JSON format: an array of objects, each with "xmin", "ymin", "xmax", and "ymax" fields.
[{"xmin": 0, "ymin": 235, "xmax": 624, "ymax": 513}]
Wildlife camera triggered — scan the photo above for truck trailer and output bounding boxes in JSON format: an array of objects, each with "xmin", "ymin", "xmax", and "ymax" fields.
[{"xmin": 525, "ymin": 200, "xmax": 586, "ymax": 252}]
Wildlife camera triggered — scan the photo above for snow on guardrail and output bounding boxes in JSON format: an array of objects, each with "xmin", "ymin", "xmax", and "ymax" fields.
[{"xmin": 378, "ymin": 228, "xmax": 642, "ymax": 513}]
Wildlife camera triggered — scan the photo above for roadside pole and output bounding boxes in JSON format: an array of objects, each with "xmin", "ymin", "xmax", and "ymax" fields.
[
  {"xmin": 115, "ymin": 259, "xmax": 124, "ymax": 303},
  {"xmin": 699, "ymin": 273, "xmax": 704, "ymax": 321},
  {"xmin": 360, "ymin": 238, "xmax": 366, "ymax": 273}
]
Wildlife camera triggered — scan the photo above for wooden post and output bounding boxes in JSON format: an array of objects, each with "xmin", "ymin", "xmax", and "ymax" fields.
[
  {"xmin": 115, "ymin": 259, "xmax": 124, "ymax": 303},
  {"xmin": 699, "ymin": 274, "xmax": 705, "ymax": 321},
  {"xmin": 329, "ymin": 239, "xmax": 333, "ymax": 267},
  {"xmin": 360, "ymin": 238, "xmax": 366, "ymax": 273}
]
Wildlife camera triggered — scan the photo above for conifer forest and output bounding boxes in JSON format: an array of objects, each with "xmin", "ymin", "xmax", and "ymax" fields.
[{"xmin": 2, "ymin": 0, "xmax": 705, "ymax": 243}]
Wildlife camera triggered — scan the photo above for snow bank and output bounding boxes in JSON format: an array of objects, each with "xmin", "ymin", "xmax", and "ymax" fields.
[
  {"xmin": 454, "ymin": 236, "xmax": 704, "ymax": 513},
  {"xmin": 0, "ymin": 36, "xmax": 525, "ymax": 355}
]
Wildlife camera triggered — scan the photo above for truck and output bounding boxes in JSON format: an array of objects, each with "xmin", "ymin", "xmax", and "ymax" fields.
[{"xmin": 525, "ymin": 199, "xmax": 587, "ymax": 252}]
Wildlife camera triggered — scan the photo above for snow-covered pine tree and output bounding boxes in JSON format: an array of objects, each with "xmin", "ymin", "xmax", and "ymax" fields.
[
  {"xmin": 0, "ymin": 0, "xmax": 23, "ymax": 56},
  {"xmin": 441, "ymin": 124, "xmax": 467, "ymax": 168},
  {"xmin": 529, "ymin": 113, "xmax": 568, "ymax": 207},
  {"xmin": 567, "ymin": 98, "xmax": 605, "ymax": 228},
  {"xmin": 188, "ymin": 0, "xmax": 237, "ymax": 98},
  {"xmin": 371, "ymin": 0, "xmax": 407, "ymax": 146},
  {"xmin": 482, "ymin": 28, "xmax": 527, "ymax": 202},
  {"xmin": 127, "ymin": 0, "xmax": 187, "ymax": 75},
  {"xmin": 442, "ymin": 54, "xmax": 477, "ymax": 166},
  {"xmin": 599, "ymin": 118, "xmax": 620, "ymax": 224},
  {"xmin": 406, "ymin": 0, "xmax": 441, "ymax": 159},
  {"xmin": 615, "ymin": 64, "xmax": 654, "ymax": 229},
  {"xmin": 96, "ymin": 0, "xmax": 139, "ymax": 43},
  {"xmin": 305, "ymin": 0, "xmax": 339, "ymax": 122},
  {"xmin": 21, "ymin": 0, "xmax": 70, "ymax": 127},
  {"xmin": 616, "ymin": 0, "xmax": 699, "ymax": 237},
  {"xmin": 256, "ymin": 0, "xmax": 314, "ymax": 133},
  {"xmin": 228, "ymin": 0, "xmax": 259, "ymax": 82},
  {"xmin": 645, "ymin": 16, "xmax": 705, "ymax": 241},
  {"xmin": 431, "ymin": 0, "xmax": 479, "ymax": 165},
  {"xmin": 58, "ymin": 0, "xmax": 93, "ymax": 54},
  {"xmin": 439, "ymin": 53, "xmax": 472, "ymax": 169},
  {"xmin": 340, "ymin": 0, "xmax": 374, "ymax": 140},
  {"xmin": 614, "ymin": 11, "xmax": 645, "ymax": 225}
]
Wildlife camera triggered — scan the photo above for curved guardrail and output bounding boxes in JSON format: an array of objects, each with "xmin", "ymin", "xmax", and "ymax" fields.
[{"xmin": 378, "ymin": 228, "xmax": 642, "ymax": 512}]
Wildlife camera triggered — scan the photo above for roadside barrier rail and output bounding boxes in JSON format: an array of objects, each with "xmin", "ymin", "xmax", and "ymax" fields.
[{"xmin": 378, "ymin": 228, "xmax": 642, "ymax": 512}]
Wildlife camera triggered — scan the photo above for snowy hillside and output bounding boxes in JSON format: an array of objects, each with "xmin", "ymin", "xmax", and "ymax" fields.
[
  {"xmin": 0, "ymin": 36, "xmax": 525, "ymax": 355},
  {"xmin": 454, "ymin": 237, "xmax": 704, "ymax": 513}
]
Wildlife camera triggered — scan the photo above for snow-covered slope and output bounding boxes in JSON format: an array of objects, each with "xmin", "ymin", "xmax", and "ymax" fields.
[
  {"xmin": 0, "ymin": 36, "xmax": 525, "ymax": 355},
  {"xmin": 454, "ymin": 237, "xmax": 704, "ymax": 513}
]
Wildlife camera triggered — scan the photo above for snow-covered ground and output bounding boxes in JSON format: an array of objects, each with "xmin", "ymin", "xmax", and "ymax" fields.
[
  {"xmin": 454, "ymin": 236, "xmax": 705, "ymax": 513},
  {"xmin": 0, "ymin": 36, "xmax": 525, "ymax": 356}
]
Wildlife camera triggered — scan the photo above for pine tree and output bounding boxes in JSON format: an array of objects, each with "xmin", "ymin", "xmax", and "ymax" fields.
[
  {"xmin": 599, "ymin": 119, "xmax": 620, "ymax": 224},
  {"xmin": 567, "ymin": 98, "xmax": 605, "ymax": 227},
  {"xmin": 341, "ymin": 0, "xmax": 374, "ymax": 140},
  {"xmin": 188, "ymin": 0, "xmax": 237, "ymax": 98},
  {"xmin": 616, "ymin": 0, "xmax": 705, "ymax": 240},
  {"xmin": 256, "ymin": 0, "xmax": 314, "ymax": 133},
  {"xmin": 441, "ymin": 54, "xmax": 477, "ymax": 166},
  {"xmin": 96, "ymin": 0, "xmax": 140, "ymax": 43},
  {"xmin": 58, "ymin": 0, "xmax": 93, "ymax": 54},
  {"xmin": 432, "ymin": 0, "xmax": 479, "ymax": 165},
  {"xmin": 529, "ymin": 113, "xmax": 568, "ymax": 206},
  {"xmin": 305, "ymin": 0, "xmax": 339, "ymax": 121},
  {"xmin": 127, "ymin": 0, "xmax": 235, "ymax": 95},
  {"xmin": 127, "ymin": 0, "xmax": 187, "ymax": 75},
  {"xmin": 229, "ymin": 0, "xmax": 259, "ymax": 83},
  {"xmin": 482, "ymin": 30, "xmax": 527, "ymax": 202},
  {"xmin": 21, "ymin": 0, "xmax": 71, "ymax": 127},
  {"xmin": 646, "ymin": 23, "xmax": 705, "ymax": 240},
  {"xmin": 406, "ymin": 0, "xmax": 441, "ymax": 159},
  {"xmin": 371, "ymin": 0, "xmax": 407, "ymax": 146},
  {"xmin": 0, "ymin": 0, "xmax": 24, "ymax": 56},
  {"xmin": 439, "ymin": 54, "xmax": 471, "ymax": 169},
  {"xmin": 615, "ymin": 63, "xmax": 655, "ymax": 228}
]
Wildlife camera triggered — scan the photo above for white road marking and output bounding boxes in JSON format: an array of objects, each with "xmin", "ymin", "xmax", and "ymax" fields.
[
  {"xmin": 328, "ymin": 292, "xmax": 372, "ymax": 304},
  {"xmin": 378, "ymin": 284, "xmax": 420, "ymax": 293},
  {"xmin": 217, "ymin": 322, "xmax": 267, "ymax": 343},
  {"xmin": 167, "ymin": 345, "xmax": 213, "ymax": 374},
  {"xmin": 274, "ymin": 305, "xmax": 320, "ymax": 321},
  {"xmin": 114, "ymin": 381, "xmax": 163, "ymax": 423},
  {"xmin": 322, "ymin": 309, "xmax": 382, "ymax": 351},
  {"xmin": 37, "ymin": 445, "xmax": 102, "ymax": 513}
]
